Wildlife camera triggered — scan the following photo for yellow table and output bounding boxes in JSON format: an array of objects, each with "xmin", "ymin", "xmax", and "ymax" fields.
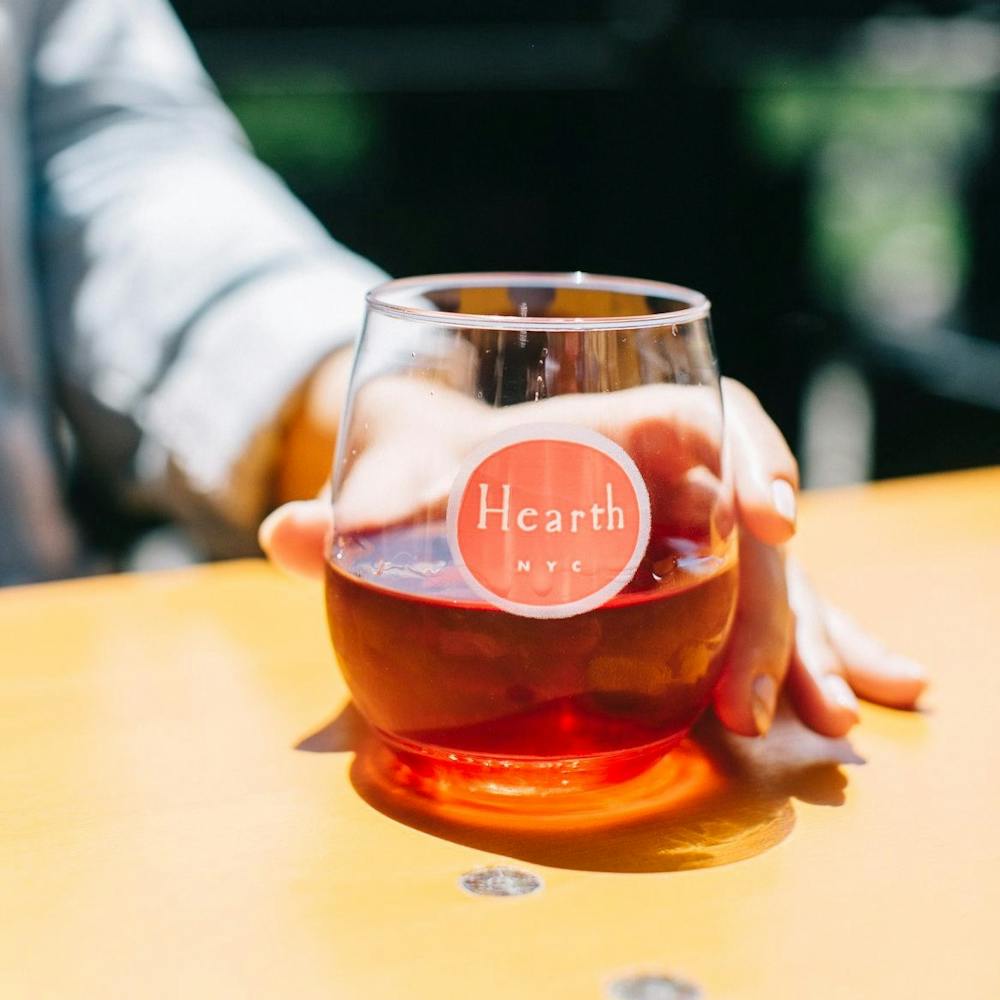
[{"xmin": 2, "ymin": 469, "xmax": 998, "ymax": 998}]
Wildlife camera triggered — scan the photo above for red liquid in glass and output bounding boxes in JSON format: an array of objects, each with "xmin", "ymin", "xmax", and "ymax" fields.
[{"xmin": 325, "ymin": 525, "xmax": 737, "ymax": 792}]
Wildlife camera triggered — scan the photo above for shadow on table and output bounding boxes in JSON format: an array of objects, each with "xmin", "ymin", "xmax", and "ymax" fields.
[{"xmin": 296, "ymin": 702, "xmax": 863, "ymax": 873}]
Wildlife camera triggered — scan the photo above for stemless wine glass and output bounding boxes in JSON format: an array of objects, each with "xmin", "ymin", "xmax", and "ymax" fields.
[{"xmin": 325, "ymin": 273, "xmax": 737, "ymax": 797}]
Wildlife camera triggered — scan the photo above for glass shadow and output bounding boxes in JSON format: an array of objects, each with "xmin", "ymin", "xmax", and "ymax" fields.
[{"xmin": 296, "ymin": 700, "xmax": 862, "ymax": 874}]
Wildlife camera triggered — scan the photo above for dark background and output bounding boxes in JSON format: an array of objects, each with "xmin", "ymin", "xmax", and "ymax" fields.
[{"xmin": 171, "ymin": 0, "xmax": 1000, "ymax": 485}]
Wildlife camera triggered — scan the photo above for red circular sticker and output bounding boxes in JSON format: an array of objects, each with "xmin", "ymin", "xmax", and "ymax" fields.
[{"xmin": 446, "ymin": 424, "xmax": 651, "ymax": 619}]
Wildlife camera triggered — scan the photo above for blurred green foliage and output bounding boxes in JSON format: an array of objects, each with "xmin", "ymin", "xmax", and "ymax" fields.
[
  {"xmin": 744, "ymin": 67, "xmax": 989, "ymax": 317},
  {"xmin": 224, "ymin": 81, "xmax": 375, "ymax": 178}
]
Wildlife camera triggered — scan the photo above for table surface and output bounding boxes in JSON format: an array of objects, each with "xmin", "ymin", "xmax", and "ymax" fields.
[{"xmin": 2, "ymin": 468, "xmax": 999, "ymax": 999}]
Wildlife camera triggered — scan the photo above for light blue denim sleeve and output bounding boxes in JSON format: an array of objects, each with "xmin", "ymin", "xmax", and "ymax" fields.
[{"xmin": 30, "ymin": 0, "xmax": 387, "ymax": 542}]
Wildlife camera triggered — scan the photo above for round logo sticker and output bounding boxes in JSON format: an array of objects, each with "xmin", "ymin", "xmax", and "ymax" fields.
[{"xmin": 446, "ymin": 424, "xmax": 651, "ymax": 619}]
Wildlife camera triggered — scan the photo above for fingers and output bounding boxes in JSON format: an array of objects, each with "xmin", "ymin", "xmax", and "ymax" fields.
[
  {"xmin": 785, "ymin": 560, "xmax": 860, "ymax": 737},
  {"xmin": 258, "ymin": 500, "xmax": 332, "ymax": 580},
  {"xmin": 824, "ymin": 605, "xmax": 928, "ymax": 709},
  {"xmin": 334, "ymin": 377, "xmax": 492, "ymax": 534},
  {"xmin": 714, "ymin": 533, "xmax": 794, "ymax": 736},
  {"xmin": 722, "ymin": 378, "xmax": 799, "ymax": 546},
  {"xmin": 334, "ymin": 437, "xmax": 454, "ymax": 534},
  {"xmin": 495, "ymin": 382, "xmax": 723, "ymax": 480}
]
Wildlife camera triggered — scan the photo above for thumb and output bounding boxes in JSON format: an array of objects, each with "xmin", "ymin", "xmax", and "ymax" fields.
[{"xmin": 258, "ymin": 500, "xmax": 332, "ymax": 579}]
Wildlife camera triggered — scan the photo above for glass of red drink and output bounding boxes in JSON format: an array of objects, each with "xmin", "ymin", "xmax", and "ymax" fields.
[{"xmin": 326, "ymin": 273, "xmax": 737, "ymax": 797}]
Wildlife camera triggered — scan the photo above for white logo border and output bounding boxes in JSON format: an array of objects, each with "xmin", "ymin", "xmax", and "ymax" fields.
[{"xmin": 445, "ymin": 423, "xmax": 652, "ymax": 620}]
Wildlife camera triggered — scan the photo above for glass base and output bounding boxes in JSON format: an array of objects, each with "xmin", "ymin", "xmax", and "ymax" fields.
[{"xmin": 374, "ymin": 728, "xmax": 687, "ymax": 803}]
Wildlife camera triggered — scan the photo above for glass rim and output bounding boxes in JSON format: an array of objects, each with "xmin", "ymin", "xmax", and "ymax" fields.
[{"xmin": 365, "ymin": 271, "xmax": 711, "ymax": 331}]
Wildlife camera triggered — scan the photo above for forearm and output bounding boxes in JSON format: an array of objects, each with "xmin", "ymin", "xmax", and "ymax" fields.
[{"xmin": 31, "ymin": 0, "xmax": 385, "ymax": 541}]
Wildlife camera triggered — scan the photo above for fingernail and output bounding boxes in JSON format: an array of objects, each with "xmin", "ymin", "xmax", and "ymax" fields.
[
  {"xmin": 771, "ymin": 479, "xmax": 797, "ymax": 525},
  {"xmin": 887, "ymin": 655, "xmax": 928, "ymax": 682},
  {"xmin": 823, "ymin": 674, "xmax": 860, "ymax": 718},
  {"xmin": 751, "ymin": 673, "xmax": 778, "ymax": 735}
]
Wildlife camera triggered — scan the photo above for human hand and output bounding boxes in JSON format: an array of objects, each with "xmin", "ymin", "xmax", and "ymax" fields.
[{"xmin": 260, "ymin": 376, "xmax": 926, "ymax": 738}]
